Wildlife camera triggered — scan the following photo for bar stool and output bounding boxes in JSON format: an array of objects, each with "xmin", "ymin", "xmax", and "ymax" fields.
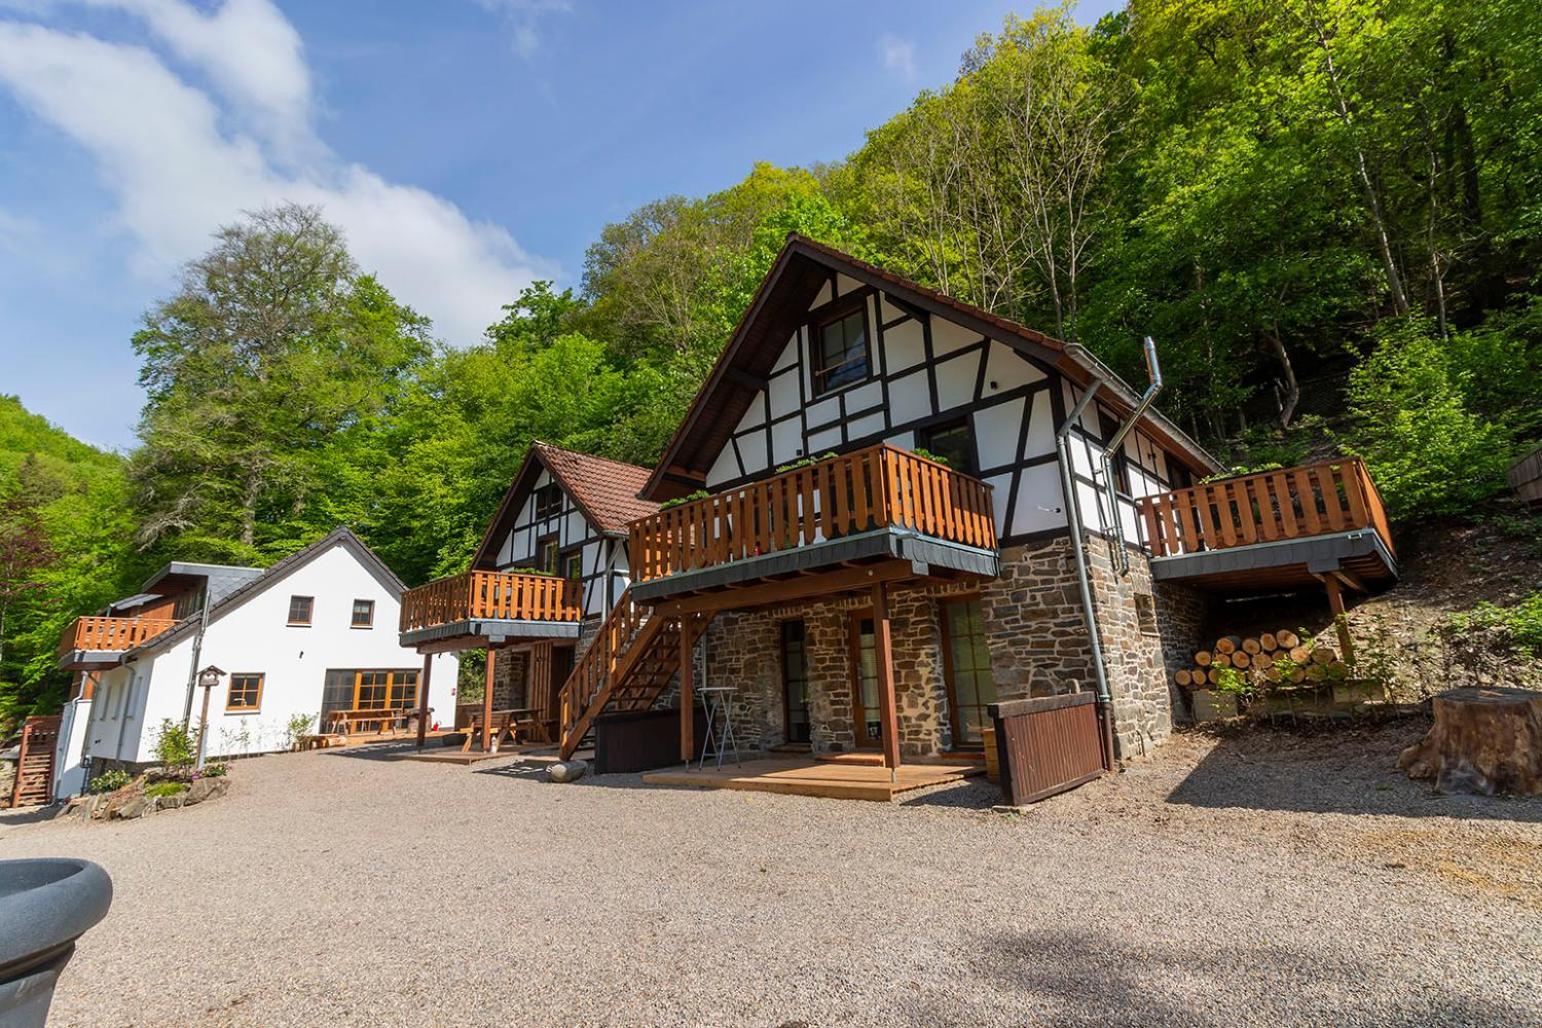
[{"xmin": 698, "ymin": 685, "xmax": 740, "ymax": 769}]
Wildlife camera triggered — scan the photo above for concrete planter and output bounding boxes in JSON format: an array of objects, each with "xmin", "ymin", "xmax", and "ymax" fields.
[{"xmin": 0, "ymin": 859, "xmax": 112, "ymax": 1027}]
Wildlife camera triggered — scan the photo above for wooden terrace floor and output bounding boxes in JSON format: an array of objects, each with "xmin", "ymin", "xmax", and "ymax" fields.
[{"xmin": 640, "ymin": 756, "xmax": 985, "ymax": 802}]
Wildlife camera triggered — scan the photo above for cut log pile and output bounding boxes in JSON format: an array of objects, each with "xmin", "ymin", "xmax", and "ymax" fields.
[{"xmin": 1174, "ymin": 629, "xmax": 1350, "ymax": 690}]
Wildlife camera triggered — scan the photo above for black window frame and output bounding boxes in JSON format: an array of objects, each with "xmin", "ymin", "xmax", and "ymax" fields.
[
  {"xmin": 809, "ymin": 295, "xmax": 873, "ymax": 398},
  {"xmin": 287, "ymin": 595, "xmax": 313, "ymax": 626},
  {"xmin": 534, "ymin": 483, "xmax": 563, "ymax": 521},
  {"xmin": 537, "ymin": 534, "xmax": 560, "ymax": 575},
  {"xmin": 917, "ymin": 416, "xmax": 979, "ymax": 477}
]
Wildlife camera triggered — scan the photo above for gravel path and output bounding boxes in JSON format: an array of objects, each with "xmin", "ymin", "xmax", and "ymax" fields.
[{"xmin": 3, "ymin": 720, "xmax": 1539, "ymax": 1027}]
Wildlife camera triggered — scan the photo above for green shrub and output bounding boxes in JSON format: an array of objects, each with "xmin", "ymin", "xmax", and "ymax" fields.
[
  {"xmin": 658, "ymin": 489, "xmax": 710, "ymax": 511},
  {"xmin": 198, "ymin": 762, "xmax": 229, "ymax": 778},
  {"xmin": 284, "ymin": 712, "xmax": 316, "ymax": 750},
  {"xmin": 88, "ymin": 769, "xmax": 132, "ymax": 794},
  {"xmin": 145, "ymin": 781, "xmax": 187, "ymax": 799},
  {"xmin": 153, "ymin": 719, "xmax": 196, "ymax": 769},
  {"xmin": 1341, "ymin": 318, "xmax": 1513, "ymax": 519},
  {"xmin": 1447, "ymin": 592, "xmax": 1542, "ymax": 661}
]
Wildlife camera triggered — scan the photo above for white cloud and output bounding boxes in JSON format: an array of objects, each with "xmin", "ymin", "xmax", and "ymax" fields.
[
  {"xmin": 82, "ymin": 0, "xmax": 315, "ymax": 162},
  {"xmin": 878, "ymin": 33, "xmax": 916, "ymax": 81},
  {"xmin": 0, "ymin": 10, "xmax": 550, "ymax": 344},
  {"xmin": 474, "ymin": 0, "xmax": 570, "ymax": 58}
]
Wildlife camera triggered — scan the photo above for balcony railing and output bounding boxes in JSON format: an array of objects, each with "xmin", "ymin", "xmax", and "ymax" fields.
[
  {"xmin": 398, "ymin": 570, "xmax": 581, "ymax": 633},
  {"xmin": 58, "ymin": 616, "xmax": 178, "ymax": 659},
  {"xmin": 628, "ymin": 443, "xmax": 997, "ymax": 584},
  {"xmin": 1135, "ymin": 457, "xmax": 1394, "ymax": 559}
]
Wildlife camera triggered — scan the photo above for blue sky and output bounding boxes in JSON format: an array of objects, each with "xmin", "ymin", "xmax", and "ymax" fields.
[{"xmin": 0, "ymin": 0, "xmax": 1118, "ymax": 451}]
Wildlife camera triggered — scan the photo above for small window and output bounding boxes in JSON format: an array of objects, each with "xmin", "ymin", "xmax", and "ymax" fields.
[
  {"xmin": 227, "ymin": 673, "xmax": 264, "ymax": 712},
  {"xmin": 537, "ymin": 535, "xmax": 559, "ymax": 575},
  {"xmin": 918, "ymin": 417, "xmax": 979, "ymax": 476},
  {"xmin": 287, "ymin": 595, "xmax": 313, "ymax": 626},
  {"xmin": 561, "ymin": 550, "xmax": 583, "ymax": 581},
  {"xmin": 812, "ymin": 306, "xmax": 870, "ymax": 396},
  {"xmin": 535, "ymin": 484, "xmax": 563, "ymax": 521},
  {"xmin": 1135, "ymin": 593, "xmax": 1158, "ymax": 636},
  {"xmin": 351, "ymin": 599, "xmax": 375, "ymax": 628}
]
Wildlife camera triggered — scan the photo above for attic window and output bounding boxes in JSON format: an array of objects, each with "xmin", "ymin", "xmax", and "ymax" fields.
[
  {"xmin": 287, "ymin": 595, "xmax": 313, "ymax": 626},
  {"xmin": 812, "ymin": 304, "xmax": 870, "ymax": 397},
  {"xmin": 535, "ymin": 484, "xmax": 562, "ymax": 521}
]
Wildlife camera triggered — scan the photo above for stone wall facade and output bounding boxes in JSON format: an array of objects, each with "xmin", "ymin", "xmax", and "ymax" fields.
[{"xmin": 666, "ymin": 531, "xmax": 1205, "ymax": 764}]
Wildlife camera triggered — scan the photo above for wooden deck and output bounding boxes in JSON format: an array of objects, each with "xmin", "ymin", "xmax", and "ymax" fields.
[{"xmin": 640, "ymin": 756, "xmax": 984, "ymax": 802}]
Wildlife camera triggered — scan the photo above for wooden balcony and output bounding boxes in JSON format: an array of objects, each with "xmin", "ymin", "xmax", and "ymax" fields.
[
  {"xmin": 628, "ymin": 444, "xmax": 1000, "ymax": 609},
  {"xmin": 57, "ymin": 616, "xmax": 178, "ymax": 669},
  {"xmin": 398, "ymin": 570, "xmax": 582, "ymax": 653},
  {"xmin": 1136, "ymin": 457, "xmax": 1397, "ymax": 594}
]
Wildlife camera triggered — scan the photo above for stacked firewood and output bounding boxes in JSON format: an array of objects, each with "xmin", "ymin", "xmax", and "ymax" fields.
[{"xmin": 1174, "ymin": 630, "xmax": 1349, "ymax": 689}]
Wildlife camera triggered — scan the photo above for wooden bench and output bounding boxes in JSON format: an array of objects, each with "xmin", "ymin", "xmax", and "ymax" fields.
[{"xmin": 328, "ymin": 708, "xmax": 415, "ymax": 736}]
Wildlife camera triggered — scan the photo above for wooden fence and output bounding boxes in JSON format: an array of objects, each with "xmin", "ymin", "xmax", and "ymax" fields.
[
  {"xmin": 399, "ymin": 571, "xmax": 581, "ymax": 633},
  {"xmin": 629, "ymin": 444, "xmax": 996, "ymax": 582},
  {"xmin": 1135, "ymin": 457, "xmax": 1394, "ymax": 559},
  {"xmin": 57, "ymin": 616, "xmax": 177, "ymax": 658}
]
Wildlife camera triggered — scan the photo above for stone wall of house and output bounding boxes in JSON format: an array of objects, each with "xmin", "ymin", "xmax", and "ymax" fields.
[
  {"xmin": 490, "ymin": 649, "xmax": 528, "ymax": 710},
  {"xmin": 973, "ymin": 533, "xmax": 1203, "ymax": 761},
  {"xmin": 645, "ymin": 533, "xmax": 1207, "ymax": 764},
  {"xmin": 696, "ymin": 584, "xmax": 959, "ymax": 757},
  {"xmin": 1153, "ymin": 580, "xmax": 1212, "ymax": 725}
]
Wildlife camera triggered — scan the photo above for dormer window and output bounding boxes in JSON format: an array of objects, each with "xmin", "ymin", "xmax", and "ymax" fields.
[{"xmin": 812, "ymin": 303, "xmax": 870, "ymax": 397}]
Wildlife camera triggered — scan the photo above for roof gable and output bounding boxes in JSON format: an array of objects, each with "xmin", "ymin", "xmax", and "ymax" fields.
[
  {"xmin": 125, "ymin": 528, "xmax": 405, "ymax": 658},
  {"xmin": 641, "ymin": 235, "xmax": 1220, "ymax": 499},
  {"xmin": 469, "ymin": 443, "xmax": 658, "ymax": 569}
]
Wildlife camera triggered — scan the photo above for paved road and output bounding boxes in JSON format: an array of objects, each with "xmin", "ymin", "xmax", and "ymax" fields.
[{"xmin": 3, "ymin": 722, "xmax": 1539, "ymax": 1027}]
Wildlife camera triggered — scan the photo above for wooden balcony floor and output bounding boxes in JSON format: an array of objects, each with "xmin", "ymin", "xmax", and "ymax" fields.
[{"xmin": 640, "ymin": 756, "xmax": 984, "ymax": 802}]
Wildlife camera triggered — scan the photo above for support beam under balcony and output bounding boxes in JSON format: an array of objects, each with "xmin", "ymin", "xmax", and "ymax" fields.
[{"xmin": 631, "ymin": 528, "xmax": 997, "ymax": 607}]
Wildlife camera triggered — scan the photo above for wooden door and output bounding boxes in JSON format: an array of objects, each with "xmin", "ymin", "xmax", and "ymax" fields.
[{"xmin": 849, "ymin": 611, "xmax": 884, "ymax": 749}]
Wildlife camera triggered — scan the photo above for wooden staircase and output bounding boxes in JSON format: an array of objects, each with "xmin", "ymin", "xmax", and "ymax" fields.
[{"xmin": 556, "ymin": 588, "xmax": 710, "ymax": 760}]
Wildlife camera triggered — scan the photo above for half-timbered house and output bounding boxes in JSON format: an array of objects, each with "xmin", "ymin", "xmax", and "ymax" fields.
[
  {"xmin": 401, "ymin": 236, "xmax": 1396, "ymax": 800},
  {"xmin": 398, "ymin": 442, "xmax": 659, "ymax": 748}
]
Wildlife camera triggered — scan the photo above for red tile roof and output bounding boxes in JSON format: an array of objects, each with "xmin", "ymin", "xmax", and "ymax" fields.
[{"xmin": 533, "ymin": 442, "xmax": 658, "ymax": 535}]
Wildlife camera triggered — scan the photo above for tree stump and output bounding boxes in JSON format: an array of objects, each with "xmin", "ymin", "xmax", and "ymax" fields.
[{"xmin": 1398, "ymin": 687, "xmax": 1542, "ymax": 796}]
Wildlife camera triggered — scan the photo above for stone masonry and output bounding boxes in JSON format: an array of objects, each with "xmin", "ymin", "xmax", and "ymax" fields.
[{"xmin": 668, "ymin": 533, "xmax": 1207, "ymax": 764}]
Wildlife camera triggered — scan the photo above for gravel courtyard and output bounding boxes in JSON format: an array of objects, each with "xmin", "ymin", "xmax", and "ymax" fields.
[{"xmin": 4, "ymin": 720, "xmax": 1540, "ymax": 1028}]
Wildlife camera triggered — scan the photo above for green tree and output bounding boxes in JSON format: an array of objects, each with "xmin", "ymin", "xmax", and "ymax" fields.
[
  {"xmin": 130, "ymin": 204, "xmax": 432, "ymax": 563},
  {"xmin": 1342, "ymin": 319, "xmax": 1514, "ymax": 517}
]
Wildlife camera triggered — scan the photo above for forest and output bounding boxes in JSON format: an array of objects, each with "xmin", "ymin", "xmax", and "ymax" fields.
[{"xmin": 2, "ymin": 0, "xmax": 1538, "ymax": 731}]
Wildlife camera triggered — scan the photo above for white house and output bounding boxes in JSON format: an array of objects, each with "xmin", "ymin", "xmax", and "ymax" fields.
[{"xmin": 53, "ymin": 528, "xmax": 457, "ymax": 797}]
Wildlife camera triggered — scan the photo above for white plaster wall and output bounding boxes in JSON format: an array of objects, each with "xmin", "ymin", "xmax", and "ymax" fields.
[
  {"xmin": 83, "ymin": 540, "xmax": 455, "ymax": 763},
  {"xmin": 51, "ymin": 696, "xmax": 92, "ymax": 799}
]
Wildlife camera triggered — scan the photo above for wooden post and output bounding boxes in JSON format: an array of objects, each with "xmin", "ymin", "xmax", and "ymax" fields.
[
  {"xmin": 872, "ymin": 581, "xmax": 902, "ymax": 775},
  {"xmin": 679, "ymin": 615, "xmax": 695, "ymax": 765},
  {"xmin": 416, "ymin": 652, "xmax": 433, "ymax": 750},
  {"xmin": 1321, "ymin": 575, "xmax": 1355, "ymax": 663},
  {"xmin": 482, "ymin": 648, "xmax": 497, "ymax": 753}
]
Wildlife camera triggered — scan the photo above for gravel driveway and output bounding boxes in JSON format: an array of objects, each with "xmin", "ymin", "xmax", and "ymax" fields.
[{"xmin": 3, "ymin": 720, "xmax": 1539, "ymax": 1027}]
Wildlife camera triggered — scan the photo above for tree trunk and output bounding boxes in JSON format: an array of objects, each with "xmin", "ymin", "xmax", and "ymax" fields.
[
  {"xmin": 1308, "ymin": 7, "xmax": 1410, "ymax": 316},
  {"xmin": 1262, "ymin": 332, "xmax": 1301, "ymax": 427},
  {"xmin": 1399, "ymin": 687, "xmax": 1542, "ymax": 796}
]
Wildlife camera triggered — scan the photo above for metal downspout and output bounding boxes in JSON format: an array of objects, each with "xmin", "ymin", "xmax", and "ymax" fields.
[
  {"xmin": 1099, "ymin": 336, "xmax": 1164, "ymax": 575},
  {"xmin": 1056, "ymin": 381, "xmax": 1119, "ymax": 762},
  {"xmin": 180, "ymin": 584, "xmax": 212, "ymax": 729}
]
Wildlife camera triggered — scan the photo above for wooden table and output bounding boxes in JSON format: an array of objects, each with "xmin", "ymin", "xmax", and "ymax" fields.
[{"xmin": 460, "ymin": 709, "xmax": 532, "ymax": 753}]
